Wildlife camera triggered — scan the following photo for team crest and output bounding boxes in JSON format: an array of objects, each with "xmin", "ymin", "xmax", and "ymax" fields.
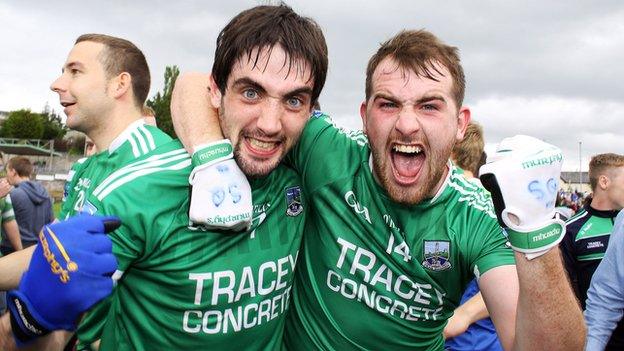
[
  {"xmin": 422, "ymin": 240, "xmax": 452, "ymax": 271},
  {"xmin": 311, "ymin": 110, "xmax": 324, "ymax": 118},
  {"xmin": 285, "ymin": 186, "xmax": 303, "ymax": 217}
]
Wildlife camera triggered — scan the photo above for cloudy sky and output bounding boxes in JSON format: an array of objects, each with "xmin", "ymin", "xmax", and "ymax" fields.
[{"xmin": 1, "ymin": 0, "xmax": 623, "ymax": 171}]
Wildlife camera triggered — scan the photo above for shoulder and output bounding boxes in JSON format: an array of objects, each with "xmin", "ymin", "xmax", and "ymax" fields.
[
  {"xmin": 9, "ymin": 187, "xmax": 26, "ymax": 201},
  {"xmin": 305, "ymin": 112, "xmax": 369, "ymax": 149},
  {"xmin": 443, "ymin": 166, "xmax": 497, "ymax": 221},
  {"xmin": 92, "ymin": 141, "xmax": 191, "ymax": 204}
]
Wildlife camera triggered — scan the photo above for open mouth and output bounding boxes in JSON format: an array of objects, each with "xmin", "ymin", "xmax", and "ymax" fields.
[
  {"xmin": 60, "ymin": 101, "xmax": 76, "ymax": 115},
  {"xmin": 390, "ymin": 143, "xmax": 425, "ymax": 185},
  {"xmin": 244, "ymin": 136, "xmax": 282, "ymax": 157}
]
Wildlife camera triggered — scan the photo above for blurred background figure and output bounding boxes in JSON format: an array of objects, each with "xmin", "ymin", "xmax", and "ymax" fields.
[
  {"xmin": 445, "ymin": 121, "xmax": 502, "ymax": 351},
  {"xmin": 560, "ymin": 153, "xmax": 624, "ymax": 350},
  {"xmin": 4, "ymin": 156, "xmax": 54, "ymax": 253}
]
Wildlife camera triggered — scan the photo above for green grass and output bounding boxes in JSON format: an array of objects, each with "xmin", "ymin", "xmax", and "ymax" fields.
[{"xmin": 53, "ymin": 202, "xmax": 62, "ymax": 218}]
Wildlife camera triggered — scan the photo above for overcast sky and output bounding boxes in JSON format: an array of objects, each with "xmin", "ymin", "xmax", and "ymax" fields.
[{"xmin": 1, "ymin": 0, "xmax": 623, "ymax": 171}]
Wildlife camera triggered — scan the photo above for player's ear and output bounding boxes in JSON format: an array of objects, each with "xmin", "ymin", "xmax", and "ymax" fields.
[
  {"xmin": 456, "ymin": 106, "xmax": 471, "ymax": 141},
  {"xmin": 109, "ymin": 72, "xmax": 132, "ymax": 100},
  {"xmin": 208, "ymin": 74, "xmax": 222, "ymax": 108},
  {"xmin": 360, "ymin": 100, "xmax": 368, "ymax": 134}
]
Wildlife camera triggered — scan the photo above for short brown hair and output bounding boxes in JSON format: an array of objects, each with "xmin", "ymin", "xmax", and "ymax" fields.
[
  {"xmin": 365, "ymin": 30, "xmax": 465, "ymax": 107},
  {"xmin": 76, "ymin": 34, "xmax": 150, "ymax": 108},
  {"xmin": 589, "ymin": 153, "xmax": 624, "ymax": 190},
  {"xmin": 7, "ymin": 157, "xmax": 33, "ymax": 177},
  {"xmin": 451, "ymin": 122, "xmax": 484, "ymax": 175},
  {"xmin": 141, "ymin": 105, "xmax": 155, "ymax": 117},
  {"xmin": 212, "ymin": 4, "xmax": 328, "ymax": 105}
]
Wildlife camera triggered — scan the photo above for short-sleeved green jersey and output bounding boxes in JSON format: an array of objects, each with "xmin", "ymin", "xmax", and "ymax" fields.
[
  {"xmin": 0, "ymin": 195, "xmax": 16, "ymax": 249},
  {"xmin": 61, "ymin": 120, "xmax": 306, "ymax": 350},
  {"xmin": 284, "ymin": 114, "xmax": 514, "ymax": 350}
]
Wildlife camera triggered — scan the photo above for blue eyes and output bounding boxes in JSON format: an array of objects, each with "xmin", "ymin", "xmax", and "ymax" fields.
[
  {"xmin": 243, "ymin": 89, "xmax": 258, "ymax": 99},
  {"xmin": 287, "ymin": 98, "xmax": 303, "ymax": 108}
]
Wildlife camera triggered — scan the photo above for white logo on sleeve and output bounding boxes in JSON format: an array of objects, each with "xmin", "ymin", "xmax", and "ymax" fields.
[{"xmin": 344, "ymin": 191, "xmax": 371, "ymax": 224}]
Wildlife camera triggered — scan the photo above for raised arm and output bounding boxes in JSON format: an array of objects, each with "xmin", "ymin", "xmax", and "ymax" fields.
[
  {"xmin": 170, "ymin": 72, "xmax": 223, "ymax": 153},
  {"xmin": 170, "ymin": 72, "xmax": 252, "ymax": 231},
  {"xmin": 479, "ymin": 136, "xmax": 585, "ymax": 350}
]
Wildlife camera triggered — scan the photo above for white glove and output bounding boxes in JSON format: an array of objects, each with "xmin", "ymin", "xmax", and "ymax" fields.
[
  {"xmin": 188, "ymin": 140, "xmax": 252, "ymax": 231},
  {"xmin": 479, "ymin": 135, "xmax": 565, "ymax": 260}
]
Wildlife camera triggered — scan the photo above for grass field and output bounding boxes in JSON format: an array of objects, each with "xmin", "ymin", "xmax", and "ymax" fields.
[{"xmin": 53, "ymin": 201, "xmax": 62, "ymax": 218}]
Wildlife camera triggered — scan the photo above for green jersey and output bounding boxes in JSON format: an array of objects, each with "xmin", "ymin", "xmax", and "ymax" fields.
[
  {"xmin": 0, "ymin": 195, "xmax": 16, "ymax": 252},
  {"xmin": 61, "ymin": 120, "xmax": 306, "ymax": 350},
  {"xmin": 284, "ymin": 114, "xmax": 514, "ymax": 350}
]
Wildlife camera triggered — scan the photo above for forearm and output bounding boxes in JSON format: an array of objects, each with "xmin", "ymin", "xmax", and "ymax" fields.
[
  {"xmin": 0, "ymin": 314, "xmax": 72, "ymax": 351},
  {"xmin": 170, "ymin": 72, "xmax": 223, "ymax": 153},
  {"xmin": 0, "ymin": 246, "xmax": 35, "ymax": 290},
  {"xmin": 4, "ymin": 221, "xmax": 23, "ymax": 251},
  {"xmin": 513, "ymin": 248, "xmax": 585, "ymax": 351},
  {"xmin": 444, "ymin": 292, "xmax": 489, "ymax": 339},
  {"xmin": 457, "ymin": 292, "xmax": 489, "ymax": 321}
]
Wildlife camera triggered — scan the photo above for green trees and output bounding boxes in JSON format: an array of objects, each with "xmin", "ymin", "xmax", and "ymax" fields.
[
  {"xmin": 146, "ymin": 65, "xmax": 180, "ymax": 138},
  {"xmin": 0, "ymin": 106, "xmax": 67, "ymax": 140},
  {"xmin": 1, "ymin": 109, "xmax": 44, "ymax": 139}
]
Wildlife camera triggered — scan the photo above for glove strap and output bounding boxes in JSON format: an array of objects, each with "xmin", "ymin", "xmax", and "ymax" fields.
[
  {"xmin": 7, "ymin": 290, "xmax": 53, "ymax": 347},
  {"xmin": 189, "ymin": 140, "xmax": 234, "ymax": 184},
  {"xmin": 504, "ymin": 220, "xmax": 566, "ymax": 258}
]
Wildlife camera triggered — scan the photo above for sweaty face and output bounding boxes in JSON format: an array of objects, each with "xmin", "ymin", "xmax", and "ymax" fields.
[
  {"xmin": 50, "ymin": 41, "xmax": 113, "ymax": 134},
  {"xmin": 361, "ymin": 57, "xmax": 469, "ymax": 205},
  {"xmin": 214, "ymin": 46, "xmax": 314, "ymax": 178}
]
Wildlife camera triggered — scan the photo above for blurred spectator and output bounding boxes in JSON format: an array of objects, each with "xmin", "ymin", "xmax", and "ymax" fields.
[
  {"xmin": 560, "ymin": 153, "xmax": 624, "ymax": 350},
  {"xmin": 3, "ymin": 157, "xmax": 54, "ymax": 254},
  {"xmin": 445, "ymin": 121, "xmax": 502, "ymax": 351}
]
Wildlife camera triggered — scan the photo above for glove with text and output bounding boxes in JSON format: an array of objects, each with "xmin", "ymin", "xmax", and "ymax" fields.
[
  {"xmin": 479, "ymin": 135, "xmax": 565, "ymax": 260},
  {"xmin": 188, "ymin": 140, "xmax": 252, "ymax": 231},
  {"xmin": 7, "ymin": 214, "xmax": 120, "ymax": 346}
]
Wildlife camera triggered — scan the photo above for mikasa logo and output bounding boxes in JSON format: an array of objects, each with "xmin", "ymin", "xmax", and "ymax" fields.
[{"xmin": 344, "ymin": 191, "xmax": 371, "ymax": 224}]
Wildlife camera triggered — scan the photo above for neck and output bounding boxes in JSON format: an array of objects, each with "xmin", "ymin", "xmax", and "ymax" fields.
[
  {"xmin": 462, "ymin": 170, "xmax": 475, "ymax": 179},
  {"xmin": 89, "ymin": 104, "xmax": 143, "ymax": 151},
  {"xmin": 14, "ymin": 176, "xmax": 29, "ymax": 184},
  {"xmin": 590, "ymin": 193, "xmax": 618, "ymax": 211}
]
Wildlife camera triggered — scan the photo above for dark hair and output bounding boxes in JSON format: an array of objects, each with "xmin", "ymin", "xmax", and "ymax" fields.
[
  {"xmin": 76, "ymin": 34, "xmax": 150, "ymax": 108},
  {"xmin": 7, "ymin": 156, "xmax": 33, "ymax": 177},
  {"xmin": 365, "ymin": 30, "xmax": 465, "ymax": 107},
  {"xmin": 212, "ymin": 4, "xmax": 328, "ymax": 105}
]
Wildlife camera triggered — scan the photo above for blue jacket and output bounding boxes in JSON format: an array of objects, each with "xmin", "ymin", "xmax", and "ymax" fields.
[
  {"xmin": 585, "ymin": 210, "xmax": 624, "ymax": 351},
  {"xmin": 3, "ymin": 181, "xmax": 54, "ymax": 247}
]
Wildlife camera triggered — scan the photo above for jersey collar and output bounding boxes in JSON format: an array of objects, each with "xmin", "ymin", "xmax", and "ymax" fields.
[{"xmin": 108, "ymin": 119, "xmax": 146, "ymax": 153}]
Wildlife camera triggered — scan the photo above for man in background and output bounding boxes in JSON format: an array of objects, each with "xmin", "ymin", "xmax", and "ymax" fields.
[
  {"xmin": 4, "ymin": 157, "xmax": 54, "ymax": 254},
  {"xmin": 561, "ymin": 153, "xmax": 624, "ymax": 349}
]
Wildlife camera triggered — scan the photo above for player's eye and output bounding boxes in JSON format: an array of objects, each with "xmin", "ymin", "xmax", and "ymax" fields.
[
  {"xmin": 243, "ymin": 89, "xmax": 259, "ymax": 100},
  {"xmin": 379, "ymin": 100, "xmax": 398, "ymax": 109},
  {"xmin": 421, "ymin": 104, "xmax": 438, "ymax": 111},
  {"xmin": 286, "ymin": 97, "xmax": 303, "ymax": 109}
]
